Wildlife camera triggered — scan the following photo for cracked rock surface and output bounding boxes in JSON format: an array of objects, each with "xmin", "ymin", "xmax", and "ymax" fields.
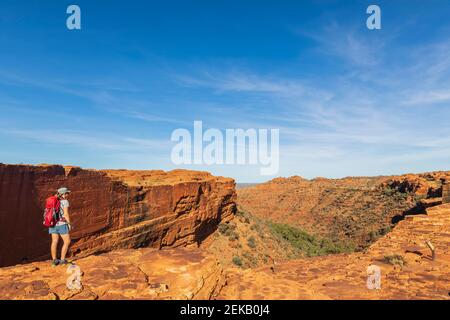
[{"xmin": 0, "ymin": 247, "xmax": 225, "ymax": 300}]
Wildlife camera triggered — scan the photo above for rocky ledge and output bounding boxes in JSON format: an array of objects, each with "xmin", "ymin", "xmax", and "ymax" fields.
[{"xmin": 0, "ymin": 247, "xmax": 225, "ymax": 300}]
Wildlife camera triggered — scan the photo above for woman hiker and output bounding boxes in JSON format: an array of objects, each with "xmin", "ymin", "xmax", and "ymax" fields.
[{"xmin": 48, "ymin": 187, "xmax": 73, "ymax": 266}]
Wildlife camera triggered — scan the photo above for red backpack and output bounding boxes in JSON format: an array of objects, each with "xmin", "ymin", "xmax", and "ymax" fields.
[{"xmin": 43, "ymin": 196, "xmax": 60, "ymax": 227}]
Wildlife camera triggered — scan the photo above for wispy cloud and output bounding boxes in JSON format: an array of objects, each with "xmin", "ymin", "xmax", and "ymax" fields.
[
  {"xmin": 1, "ymin": 128, "xmax": 170, "ymax": 152},
  {"xmin": 296, "ymin": 22, "xmax": 387, "ymax": 68},
  {"xmin": 411, "ymin": 39, "xmax": 450, "ymax": 83},
  {"xmin": 128, "ymin": 111, "xmax": 189, "ymax": 125},
  {"xmin": 405, "ymin": 89, "xmax": 450, "ymax": 105},
  {"xmin": 175, "ymin": 71, "xmax": 308, "ymax": 96},
  {"xmin": 0, "ymin": 70, "xmax": 191, "ymax": 125}
]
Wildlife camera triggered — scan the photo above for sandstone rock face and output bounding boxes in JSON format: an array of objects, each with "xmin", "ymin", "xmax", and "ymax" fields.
[
  {"xmin": 218, "ymin": 204, "xmax": 450, "ymax": 300},
  {"xmin": 381, "ymin": 172, "xmax": 450, "ymax": 198},
  {"xmin": 237, "ymin": 172, "xmax": 450, "ymax": 249},
  {"xmin": 0, "ymin": 247, "xmax": 225, "ymax": 300},
  {"xmin": 443, "ymin": 182, "xmax": 450, "ymax": 204},
  {"xmin": 0, "ymin": 164, "xmax": 236, "ymax": 267}
]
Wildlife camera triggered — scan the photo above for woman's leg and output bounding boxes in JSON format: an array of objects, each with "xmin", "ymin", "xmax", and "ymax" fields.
[
  {"xmin": 51, "ymin": 233, "xmax": 59, "ymax": 260},
  {"xmin": 60, "ymin": 233, "xmax": 71, "ymax": 261}
]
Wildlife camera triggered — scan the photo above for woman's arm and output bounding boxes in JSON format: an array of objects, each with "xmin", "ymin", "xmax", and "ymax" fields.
[{"xmin": 64, "ymin": 207, "xmax": 71, "ymax": 226}]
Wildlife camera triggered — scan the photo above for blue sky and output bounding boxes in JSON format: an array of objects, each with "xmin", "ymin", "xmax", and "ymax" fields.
[{"xmin": 1, "ymin": 0, "xmax": 450, "ymax": 182}]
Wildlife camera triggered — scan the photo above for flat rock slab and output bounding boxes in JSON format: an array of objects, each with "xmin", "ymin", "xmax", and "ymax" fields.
[{"xmin": 0, "ymin": 247, "xmax": 225, "ymax": 300}]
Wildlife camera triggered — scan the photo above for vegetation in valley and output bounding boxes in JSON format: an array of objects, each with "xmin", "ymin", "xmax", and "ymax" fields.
[
  {"xmin": 207, "ymin": 208, "xmax": 358, "ymax": 269},
  {"xmin": 267, "ymin": 222, "xmax": 355, "ymax": 257}
]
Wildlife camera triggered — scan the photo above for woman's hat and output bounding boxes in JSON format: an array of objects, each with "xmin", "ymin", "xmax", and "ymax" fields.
[{"xmin": 57, "ymin": 187, "xmax": 71, "ymax": 195}]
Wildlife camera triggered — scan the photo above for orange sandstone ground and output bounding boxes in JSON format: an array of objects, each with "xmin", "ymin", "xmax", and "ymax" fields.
[{"xmin": 0, "ymin": 247, "xmax": 225, "ymax": 300}]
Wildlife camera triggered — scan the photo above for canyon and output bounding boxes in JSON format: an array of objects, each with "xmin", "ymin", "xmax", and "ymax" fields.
[
  {"xmin": 0, "ymin": 164, "xmax": 449, "ymax": 300},
  {"xmin": 237, "ymin": 172, "xmax": 450, "ymax": 250}
]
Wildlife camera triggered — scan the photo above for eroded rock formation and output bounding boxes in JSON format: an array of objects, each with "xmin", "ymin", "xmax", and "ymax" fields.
[
  {"xmin": 218, "ymin": 203, "xmax": 450, "ymax": 300},
  {"xmin": 237, "ymin": 172, "xmax": 450, "ymax": 249},
  {"xmin": 443, "ymin": 182, "xmax": 450, "ymax": 204},
  {"xmin": 0, "ymin": 164, "xmax": 236, "ymax": 267}
]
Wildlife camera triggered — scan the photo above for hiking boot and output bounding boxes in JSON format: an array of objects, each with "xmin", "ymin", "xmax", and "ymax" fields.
[
  {"xmin": 59, "ymin": 259, "xmax": 70, "ymax": 265},
  {"xmin": 51, "ymin": 259, "xmax": 60, "ymax": 267}
]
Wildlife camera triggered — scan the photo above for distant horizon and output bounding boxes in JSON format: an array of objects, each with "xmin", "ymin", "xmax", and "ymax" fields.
[{"xmin": 2, "ymin": 161, "xmax": 449, "ymax": 185}]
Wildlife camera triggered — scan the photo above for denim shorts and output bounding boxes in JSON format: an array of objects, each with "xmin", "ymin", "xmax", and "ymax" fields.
[{"xmin": 48, "ymin": 224, "xmax": 69, "ymax": 235}]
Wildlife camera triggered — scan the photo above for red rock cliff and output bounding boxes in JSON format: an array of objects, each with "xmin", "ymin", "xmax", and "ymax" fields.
[
  {"xmin": 0, "ymin": 164, "xmax": 236, "ymax": 267},
  {"xmin": 443, "ymin": 182, "xmax": 450, "ymax": 204}
]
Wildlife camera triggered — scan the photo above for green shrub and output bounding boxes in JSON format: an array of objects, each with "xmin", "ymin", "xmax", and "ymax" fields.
[
  {"xmin": 383, "ymin": 187, "xmax": 396, "ymax": 196},
  {"xmin": 394, "ymin": 192, "xmax": 408, "ymax": 200},
  {"xmin": 383, "ymin": 187, "xmax": 409, "ymax": 200},
  {"xmin": 384, "ymin": 254, "xmax": 406, "ymax": 267},
  {"xmin": 368, "ymin": 230, "xmax": 379, "ymax": 242},
  {"xmin": 242, "ymin": 251, "xmax": 257, "ymax": 267},
  {"xmin": 232, "ymin": 256, "xmax": 243, "ymax": 267},
  {"xmin": 379, "ymin": 225, "xmax": 392, "ymax": 235},
  {"xmin": 236, "ymin": 209, "xmax": 252, "ymax": 224},
  {"xmin": 250, "ymin": 221, "xmax": 265, "ymax": 238},
  {"xmin": 218, "ymin": 223, "xmax": 236, "ymax": 236},
  {"xmin": 218, "ymin": 223, "xmax": 229, "ymax": 235},
  {"xmin": 414, "ymin": 194, "xmax": 427, "ymax": 202},
  {"xmin": 236, "ymin": 210, "xmax": 246, "ymax": 218},
  {"xmin": 228, "ymin": 231, "xmax": 239, "ymax": 241},
  {"xmin": 247, "ymin": 236, "xmax": 257, "ymax": 248}
]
